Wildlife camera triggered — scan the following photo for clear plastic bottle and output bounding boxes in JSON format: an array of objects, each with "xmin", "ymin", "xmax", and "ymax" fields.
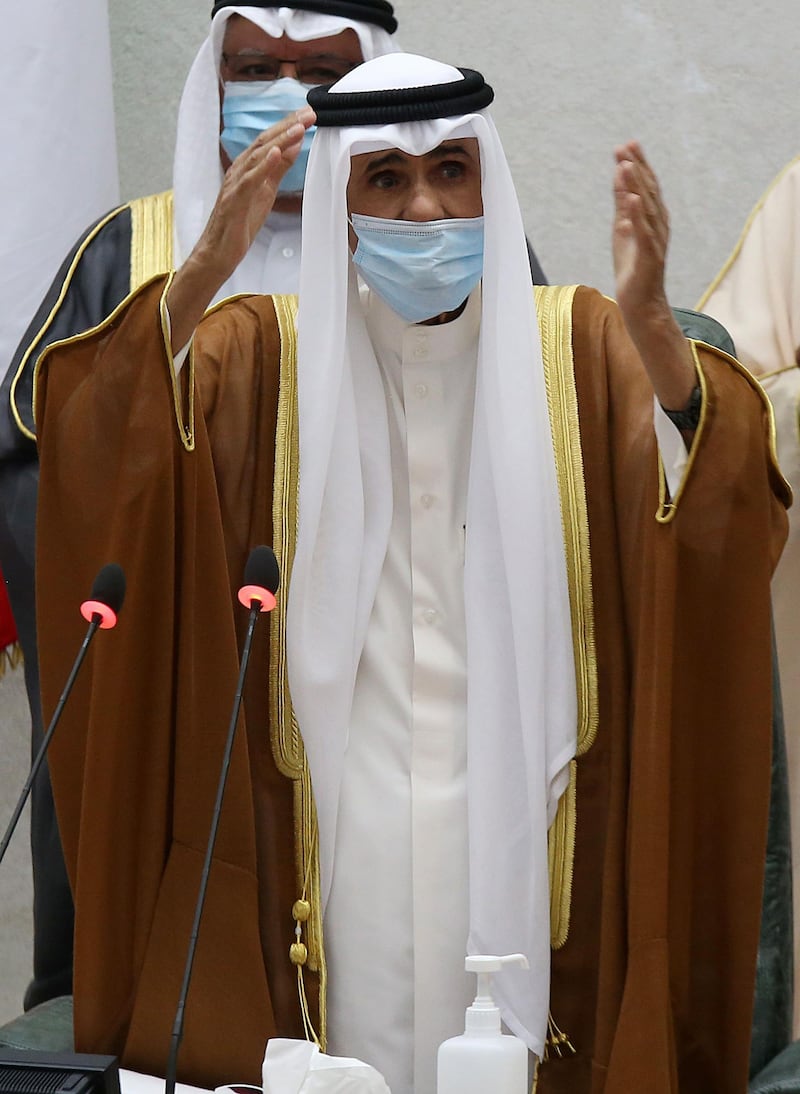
[{"xmin": 436, "ymin": 954, "xmax": 529, "ymax": 1094}]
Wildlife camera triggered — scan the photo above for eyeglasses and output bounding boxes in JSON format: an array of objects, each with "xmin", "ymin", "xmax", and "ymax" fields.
[{"xmin": 221, "ymin": 52, "xmax": 358, "ymax": 85}]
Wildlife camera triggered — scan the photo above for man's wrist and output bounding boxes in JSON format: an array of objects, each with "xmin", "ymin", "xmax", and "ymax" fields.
[{"xmin": 660, "ymin": 384, "xmax": 702, "ymax": 431}]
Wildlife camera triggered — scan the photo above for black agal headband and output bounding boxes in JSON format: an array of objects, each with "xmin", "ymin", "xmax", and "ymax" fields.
[
  {"xmin": 307, "ymin": 68, "xmax": 493, "ymax": 127},
  {"xmin": 210, "ymin": 0, "xmax": 398, "ymax": 34}
]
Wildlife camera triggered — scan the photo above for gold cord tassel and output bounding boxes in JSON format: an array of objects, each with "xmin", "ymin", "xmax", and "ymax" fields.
[
  {"xmin": 542, "ymin": 1011, "xmax": 576, "ymax": 1061},
  {"xmin": 290, "ymin": 830, "xmax": 321, "ymax": 1046}
]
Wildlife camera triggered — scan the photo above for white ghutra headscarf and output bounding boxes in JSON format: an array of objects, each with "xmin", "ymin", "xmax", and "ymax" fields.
[
  {"xmin": 287, "ymin": 53, "xmax": 578, "ymax": 1057},
  {"xmin": 172, "ymin": 5, "xmax": 399, "ymax": 297}
]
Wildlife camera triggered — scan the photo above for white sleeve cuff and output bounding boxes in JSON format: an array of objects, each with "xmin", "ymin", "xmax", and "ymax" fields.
[
  {"xmin": 653, "ymin": 394, "xmax": 689, "ymax": 498},
  {"xmin": 164, "ymin": 302, "xmax": 192, "ymax": 376}
]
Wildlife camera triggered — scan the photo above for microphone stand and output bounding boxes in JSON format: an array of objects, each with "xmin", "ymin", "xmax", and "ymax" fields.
[
  {"xmin": 164, "ymin": 596, "xmax": 266, "ymax": 1094},
  {"xmin": 0, "ymin": 613, "xmax": 103, "ymax": 868}
]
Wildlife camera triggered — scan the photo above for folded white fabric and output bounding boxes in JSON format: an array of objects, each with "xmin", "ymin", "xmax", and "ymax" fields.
[{"xmin": 262, "ymin": 1040, "xmax": 391, "ymax": 1094}]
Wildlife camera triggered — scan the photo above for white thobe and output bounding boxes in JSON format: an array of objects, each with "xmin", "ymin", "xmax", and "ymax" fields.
[
  {"xmin": 318, "ymin": 286, "xmax": 691, "ymax": 1094},
  {"xmin": 323, "ymin": 289, "xmax": 481, "ymax": 1094},
  {"xmin": 210, "ymin": 210, "xmax": 302, "ymax": 305},
  {"xmin": 167, "ymin": 284, "xmax": 692, "ymax": 1093}
]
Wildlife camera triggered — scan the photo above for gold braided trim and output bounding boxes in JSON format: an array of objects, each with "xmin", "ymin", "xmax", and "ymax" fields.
[
  {"xmin": 696, "ymin": 154, "xmax": 800, "ymax": 311},
  {"xmin": 156, "ymin": 273, "xmax": 196, "ymax": 452},
  {"xmin": 268, "ymin": 294, "xmax": 304, "ymax": 779},
  {"xmin": 547, "ymin": 761, "xmax": 576, "ymax": 950},
  {"xmin": 721, "ymin": 346, "xmax": 790, "ymax": 502},
  {"xmin": 534, "ymin": 285, "xmax": 597, "ymax": 952},
  {"xmin": 128, "ymin": 190, "xmax": 174, "ymax": 291},
  {"xmin": 655, "ymin": 340, "xmax": 792, "ymax": 520},
  {"xmin": 32, "ymin": 272, "xmax": 177, "ymax": 442},
  {"xmin": 11, "ymin": 191, "xmax": 174, "ymax": 444},
  {"xmin": 269, "ymin": 294, "xmax": 327, "ymax": 1048},
  {"xmin": 695, "ymin": 158, "xmax": 798, "ymax": 509},
  {"xmin": 756, "ymin": 363, "xmax": 800, "ymax": 382},
  {"xmin": 656, "ymin": 346, "xmax": 705, "ymax": 523},
  {"xmin": 11, "ymin": 205, "xmax": 126, "ymax": 443},
  {"xmin": 534, "ymin": 285, "xmax": 597, "ymax": 756}
]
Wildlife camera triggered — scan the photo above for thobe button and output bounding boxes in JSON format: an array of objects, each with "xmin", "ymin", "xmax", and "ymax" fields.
[
  {"xmin": 415, "ymin": 383, "xmax": 428, "ymax": 398},
  {"xmin": 422, "ymin": 608, "xmax": 438, "ymax": 625},
  {"xmin": 281, "ymin": 246, "xmax": 295, "ymax": 258},
  {"xmin": 420, "ymin": 493, "xmax": 434, "ymax": 509},
  {"xmin": 413, "ymin": 345, "xmax": 429, "ymax": 359}
]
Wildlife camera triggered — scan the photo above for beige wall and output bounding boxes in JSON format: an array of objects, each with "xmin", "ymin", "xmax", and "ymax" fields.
[{"xmin": 110, "ymin": 0, "xmax": 800, "ymax": 305}]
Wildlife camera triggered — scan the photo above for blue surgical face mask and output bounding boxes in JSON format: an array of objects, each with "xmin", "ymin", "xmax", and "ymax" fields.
[
  {"xmin": 220, "ymin": 77, "xmax": 315, "ymax": 193},
  {"xmin": 349, "ymin": 213, "xmax": 485, "ymax": 323}
]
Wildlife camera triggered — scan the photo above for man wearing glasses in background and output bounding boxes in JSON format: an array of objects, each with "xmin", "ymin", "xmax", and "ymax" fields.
[{"xmin": 0, "ymin": 0, "xmax": 400, "ymax": 1018}]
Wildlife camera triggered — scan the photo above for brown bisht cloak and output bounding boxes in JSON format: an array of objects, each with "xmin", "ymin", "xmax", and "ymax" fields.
[{"xmin": 34, "ymin": 277, "xmax": 789, "ymax": 1092}]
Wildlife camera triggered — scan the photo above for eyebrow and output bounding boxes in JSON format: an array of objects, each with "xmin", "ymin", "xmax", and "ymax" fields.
[
  {"xmin": 362, "ymin": 144, "xmax": 474, "ymax": 172},
  {"xmin": 427, "ymin": 144, "xmax": 472, "ymax": 160},
  {"xmin": 222, "ymin": 48, "xmax": 352, "ymax": 61}
]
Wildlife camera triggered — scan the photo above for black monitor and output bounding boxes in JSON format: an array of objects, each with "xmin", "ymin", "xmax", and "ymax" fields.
[{"xmin": 0, "ymin": 1050, "xmax": 121, "ymax": 1094}]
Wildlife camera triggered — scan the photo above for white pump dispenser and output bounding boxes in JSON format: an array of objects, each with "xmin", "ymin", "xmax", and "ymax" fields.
[{"xmin": 436, "ymin": 953, "xmax": 529, "ymax": 1094}]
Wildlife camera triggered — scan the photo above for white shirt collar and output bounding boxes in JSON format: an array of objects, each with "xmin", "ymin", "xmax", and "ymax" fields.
[{"xmin": 364, "ymin": 282, "xmax": 482, "ymax": 365}]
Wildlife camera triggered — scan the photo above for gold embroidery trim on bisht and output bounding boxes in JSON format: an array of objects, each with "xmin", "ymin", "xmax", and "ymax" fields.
[
  {"xmin": 534, "ymin": 284, "xmax": 597, "ymax": 949},
  {"xmin": 129, "ymin": 190, "xmax": 173, "ymax": 291},
  {"xmin": 19, "ymin": 192, "xmax": 175, "ymax": 445},
  {"xmin": 157, "ymin": 273, "xmax": 195, "ymax": 452},
  {"xmin": 269, "ymin": 293, "xmax": 327, "ymax": 1048},
  {"xmin": 11, "ymin": 205, "xmax": 126, "ymax": 443},
  {"xmin": 547, "ymin": 761, "xmax": 577, "ymax": 950},
  {"xmin": 32, "ymin": 272, "xmax": 178, "ymax": 447},
  {"xmin": 656, "ymin": 344, "xmax": 706, "ymax": 523},
  {"xmin": 656, "ymin": 342, "xmax": 791, "ymax": 521}
]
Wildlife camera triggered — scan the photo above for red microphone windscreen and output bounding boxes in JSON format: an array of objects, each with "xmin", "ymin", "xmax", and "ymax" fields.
[
  {"xmin": 238, "ymin": 546, "xmax": 280, "ymax": 612},
  {"xmin": 80, "ymin": 563, "xmax": 126, "ymax": 629}
]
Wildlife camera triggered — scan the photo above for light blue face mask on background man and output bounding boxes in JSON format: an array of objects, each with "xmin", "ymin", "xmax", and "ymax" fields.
[
  {"xmin": 349, "ymin": 214, "xmax": 485, "ymax": 323},
  {"xmin": 220, "ymin": 77, "xmax": 315, "ymax": 193}
]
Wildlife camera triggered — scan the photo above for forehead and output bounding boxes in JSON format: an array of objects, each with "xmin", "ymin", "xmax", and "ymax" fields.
[
  {"xmin": 349, "ymin": 138, "xmax": 480, "ymax": 172},
  {"xmin": 221, "ymin": 15, "xmax": 363, "ymax": 60}
]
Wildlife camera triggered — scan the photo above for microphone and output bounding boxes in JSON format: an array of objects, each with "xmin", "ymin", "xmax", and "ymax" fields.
[
  {"xmin": 164, "ymin": 545, "xmax": 280, "ymax": 1094},
  {"xmin": 80, "ymin": 563, "xmax": 126, "ymax": 628},
  {"xmin": 238, "ymin": 544, "xmax": 280, "ymax": 613},
  {"xmin": 0, "ymin": 563, "xmax": 126, "ymax": 869}
]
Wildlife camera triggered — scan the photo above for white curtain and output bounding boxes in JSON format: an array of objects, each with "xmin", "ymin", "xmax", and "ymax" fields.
[{"xmin": 0, "ymin": 0, "xmax": 120, "ymax": 369}]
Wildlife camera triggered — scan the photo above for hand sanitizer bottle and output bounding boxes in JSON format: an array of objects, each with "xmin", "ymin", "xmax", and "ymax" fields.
[{"xmin": 437, "ymin": 954, "xmax": 529, "ymax": 1094}]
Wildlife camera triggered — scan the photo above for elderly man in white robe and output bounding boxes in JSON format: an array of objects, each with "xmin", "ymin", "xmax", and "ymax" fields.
[
  {"xmin": 35, "ymin": 52, "xmax": 786, "ymax": 1094},
  {"xmin": 0, "ymin": 0, "xmax": 399, "ymax": 1014}
]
